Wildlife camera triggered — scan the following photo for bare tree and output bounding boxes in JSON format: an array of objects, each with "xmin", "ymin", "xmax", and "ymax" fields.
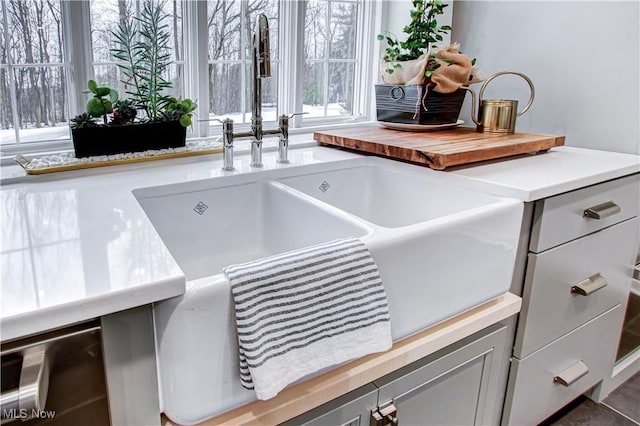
[
  {"xmin": 46, "ymin": 0, "xmax": 66, "ymax": 123},
  {"xmin": 9, "ymin": 1, "xmax": 43, "ymax": 128},
  {"xmin": 4, "ymin": 0, "xmax": 65, "ymax": 131},
  {"xmin": 207, "ymin": 0, "xmax": 273, "ymax": 117},
  {"xmin": 0, "ymin": 2, "xmax": 12, "ymax": 129}
]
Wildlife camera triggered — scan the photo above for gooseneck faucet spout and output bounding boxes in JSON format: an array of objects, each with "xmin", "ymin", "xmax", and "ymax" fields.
[
  {"xmin": 210, "ymin": 14, "xmax": 302, "ymax": 171},
  {"xmin": 250, "ymin": 14, "xmax": 271, "ymax": 168}
]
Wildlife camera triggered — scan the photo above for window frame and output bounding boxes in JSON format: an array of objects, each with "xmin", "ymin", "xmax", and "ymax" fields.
[
  {"xmin": 0, "ymin": 0, "xmax": 379, "ymax": 157},
  {"xmin": 297, "ymin": 0, "xmax": 364, "ymax": 125}
]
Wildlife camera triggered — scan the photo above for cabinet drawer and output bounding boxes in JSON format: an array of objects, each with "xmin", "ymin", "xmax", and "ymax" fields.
[
  {"xmin": 503, "ymin": 306, "xmax": 623, "ymax": 426},
  {"xmin": 515, "ymin": 218, "xmax": 639, "ymax": 358},
  {"xmin": 530, "ymin": 174, "xmax": 639, "ymax": 253}
]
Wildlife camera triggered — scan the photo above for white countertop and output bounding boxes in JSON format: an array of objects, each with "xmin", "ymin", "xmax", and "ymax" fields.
[
  {"xmin": 1, "ymin": 135, "xmax": 638, "ymax": 342},
  {"xmin": 0, "ymin": 145, "xmax": 362, "ymax": 342},
  {"xmin": 444, "ymin": 146, "xmax": 640, "ymax": 202}
]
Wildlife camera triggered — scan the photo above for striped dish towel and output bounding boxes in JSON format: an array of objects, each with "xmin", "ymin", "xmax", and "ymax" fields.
[{"xmin": 223, "ymin": 237, "xmax": 392, "ymax": 400}]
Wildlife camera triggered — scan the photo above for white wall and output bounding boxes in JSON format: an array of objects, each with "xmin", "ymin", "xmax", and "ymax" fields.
[
  {"xmin": 378, "ymin": 0, "xmax": 453, "ymax": 69},
  {"xmin": 381, "ymin": 0, "xmax": 413, "ymax": 37},
  {"xmin": 381, "ymin": 0, "xmax": 454, "ymax": 43},
  {"xmin": 451, "ymin": 1, "xmax": 639, "ymax": 154}
]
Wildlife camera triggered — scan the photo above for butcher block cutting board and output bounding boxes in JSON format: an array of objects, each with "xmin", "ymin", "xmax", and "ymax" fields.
[{"xmin": 314, "ymin": 124, "xmax": 565, "ymax": 170}]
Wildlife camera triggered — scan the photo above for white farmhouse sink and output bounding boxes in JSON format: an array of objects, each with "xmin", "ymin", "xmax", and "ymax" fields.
[
  {"xmin": 134, "ymin": 181, "xmax": 369, "ymax": 280},
  {"xmin": 279, "ymin": 164, "xmax": 501, "ymax": 228},
  {"xmin": 139, "ymin": 157, "xmax": 524, "ymax": 425}
]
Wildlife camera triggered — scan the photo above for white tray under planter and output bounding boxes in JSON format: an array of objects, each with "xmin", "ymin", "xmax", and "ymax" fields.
[{"xmin": 375, "ymin": 84, "xmax": 467, "ymax": 125}]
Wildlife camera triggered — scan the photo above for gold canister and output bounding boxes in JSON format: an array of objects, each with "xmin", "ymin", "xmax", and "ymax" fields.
[{"xmin": 478, "ymin": 99, "xmax": 519, "ymax": 134}]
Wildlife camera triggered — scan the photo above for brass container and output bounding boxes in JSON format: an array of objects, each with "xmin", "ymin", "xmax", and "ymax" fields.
[
  {"xmin": 463, "ymin": 71, "xmax": 535, "ymax": 135},
  {"xmin": 478, "ymin": 99, "xmax": 519, "ymax": 134}
]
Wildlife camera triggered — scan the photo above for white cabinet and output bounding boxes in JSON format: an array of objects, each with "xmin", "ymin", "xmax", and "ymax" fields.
[
  {"xmin": 504, "ymin": 174, "xmax": 640, "ymax": 425},
  {"xmin": 515, "ymin": 219, "xmax": 638, "ymax": 358},
  {"xmin": 284, "ymin": 324, "xmax": 510, "ymax": 426},
  {"xmin": 529, "ymin": 175, "xmax": 639, "ymax": 252},
  {"xmin": 504, "ymin": 307, "xmax": 622, "ymax": 425}
]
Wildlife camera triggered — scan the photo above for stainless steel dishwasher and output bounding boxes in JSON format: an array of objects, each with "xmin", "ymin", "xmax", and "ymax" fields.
[{"xmin": 1, "ymin": 320, "xmax": 109, "ymax": 425}]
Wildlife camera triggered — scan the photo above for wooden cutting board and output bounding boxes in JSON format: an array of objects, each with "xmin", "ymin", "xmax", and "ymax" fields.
[{"xmin": 314, "ymin": 124, "xmax": 565, "ymax": 170}]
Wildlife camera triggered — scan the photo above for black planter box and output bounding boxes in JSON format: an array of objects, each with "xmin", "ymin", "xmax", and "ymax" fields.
[
  {"xmin": 71, "ymin": 120, "xmax": 187, "ymax": 158},
  {"xmin": 375, "ymin": 84, "xmax": 467, "ymax": 125}
]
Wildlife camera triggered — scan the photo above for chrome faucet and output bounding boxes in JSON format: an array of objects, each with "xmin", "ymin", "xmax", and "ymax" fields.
[
  {"xmin": 250, "ymin": 14, "xmax": 271, "ymax": 168},
  {"xmin": 210, "ymin": 14, "xmax": 305, "ymax": 171}
]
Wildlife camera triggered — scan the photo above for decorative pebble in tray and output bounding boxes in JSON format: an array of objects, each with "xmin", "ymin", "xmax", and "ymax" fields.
[{"xmin": 14, "ymin": 139, "xmax": 224, "ymax": 175}]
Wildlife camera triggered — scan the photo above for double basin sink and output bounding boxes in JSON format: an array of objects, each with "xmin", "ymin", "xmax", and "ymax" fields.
[{"xmin": 133, "ymin": 155, "xmax": 523, "ymax": 424}]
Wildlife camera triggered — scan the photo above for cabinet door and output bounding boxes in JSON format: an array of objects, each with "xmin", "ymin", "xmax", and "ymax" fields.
[
  {"xmin": 373, "ymin": 324, "xmax": 509, "ymax": 426},
  {"xmin": 281, "ymin": 384, "xmax": 379, "ymax": 426}
]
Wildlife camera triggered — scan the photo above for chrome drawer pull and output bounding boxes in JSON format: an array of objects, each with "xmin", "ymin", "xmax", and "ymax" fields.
[
  {"xmin": 583, "ymin": 201, "xmax": 621, "ymax": 219},
  {"xmin": 571, "ymin": 273, "xmax": 607, "ymax": 296},
  {"xmin": 553, "ymin": 360, "xmax": 589, "ymax": 387}
]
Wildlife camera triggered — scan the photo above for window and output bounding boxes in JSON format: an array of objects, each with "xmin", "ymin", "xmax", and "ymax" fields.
[
  {"xmin": 90, "ymin": 0, "xmax": 185, "ymax": 103},
  {"xmin": 0, "ymin": 0, "xmax": 376, "ymax": 156},
  {"xmin": 1, "ymin": 0, "xmax": 70, "ymax": 149},
  {"xmin": 207, "ymin": 0, "xmax": 279, "ymax": 124},
  {"xmin": 303, "ymin": 1, "xmax": 358, "ymax": 119}
]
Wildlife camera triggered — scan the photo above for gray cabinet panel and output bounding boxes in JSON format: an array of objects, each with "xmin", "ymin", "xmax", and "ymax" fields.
[
  {"xmin": 281, "ymin": 384, "xmax": 378, "ymax": 426},
  {"xmin": 505, "ymin": 173, "xmax": 640, "ymax": 425},
  {"xmin": 374, "ymin": 323, "xmax": 508, "ymax": 426},
  {"xmin": 503, "ymin": 306, "xmax": 622, "ymax": 426},
  {"xmin": 515, "ymin": 218, "xmax": 638, "ymax": 358},
  {"xmin": 101, "ymin": 306, "xmax": 160, "ymax": 426},
  {"xmin": 282, "ymin": 324, "xmax": 511, "ymax": 426},
  {"xmin": 385, "ymin": 356, "xmax": 484, "ymax": 425},
  {"xmin": 529, "ymin": 174, "xmax": 640, "ymax": 253}
]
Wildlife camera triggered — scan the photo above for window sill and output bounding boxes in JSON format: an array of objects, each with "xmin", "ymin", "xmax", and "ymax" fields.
[
  {"xmin": 0, "ymin": 125, "xmax": 370, "ymax": 185},
  {"xmin": 0, "ymin": 120, "xmax": 378, "ymax": 184}
]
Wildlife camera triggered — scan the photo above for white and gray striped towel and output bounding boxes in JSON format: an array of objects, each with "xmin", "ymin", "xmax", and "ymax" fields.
[{"xmin": 223, "ymin": 237, "xmax": 392, "ymax": 400}]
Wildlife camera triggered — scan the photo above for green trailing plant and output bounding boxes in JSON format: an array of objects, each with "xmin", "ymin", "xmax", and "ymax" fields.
[
  {"xmin": 377, "ymin": 0, "xmax": 451, "ymax": 75},
  {"xmin": 110, "ymin": 0, "xmax": 173, "ymax": 121},
  {"xmin": 70, "ymin": 113, "xmax": 98, "ymax": 129},
  {"xmin": 85, "ymin": 80, "xmax": 119, "ymax": 125}
]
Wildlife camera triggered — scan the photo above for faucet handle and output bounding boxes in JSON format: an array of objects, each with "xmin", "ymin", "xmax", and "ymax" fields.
[
  {"xmin": 208, "ymin": 118, "xmax": 235, "ymax": 171},
  {"xmin": 277, "ymin": 113, "xmax": 307, "ymax": 165},
  {"xmin": 207, "ymin": 117, "xmax": 233, "ymax": 126},
  {"xmin": 279, "ymin": 112, "xmax": 307, "ymax": 128},
  {"xmin": 198, "ymin": 117, "xmax": 229, "ymax": 122},
  {"xmin": 283, "ymin": 112, "xmax": 308, "ymax": 120},
  {"xmin": 207, "ymin": 118, "xmax": 234, "ymax": 138}
]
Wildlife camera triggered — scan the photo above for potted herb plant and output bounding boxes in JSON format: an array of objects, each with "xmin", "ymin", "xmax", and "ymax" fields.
[
  {"xmin": 376, "ymin": 0, "xmax": 480, "ymax": 126},
  {"xmin": 69, "ymin": 1, "xmax": 196, "ymax": 158}
]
